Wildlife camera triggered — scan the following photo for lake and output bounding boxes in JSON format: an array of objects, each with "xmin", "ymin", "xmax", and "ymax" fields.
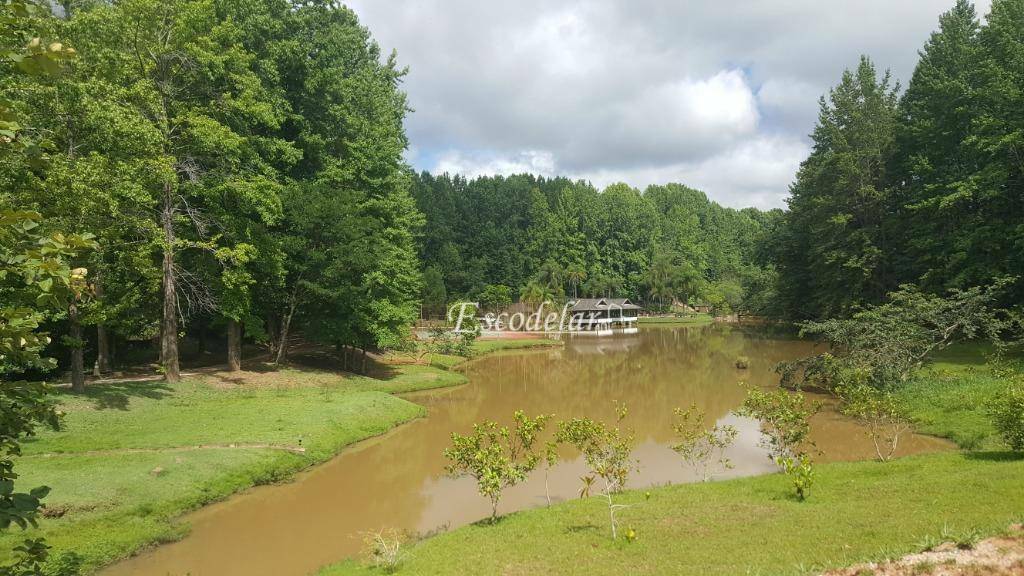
[{"xmin": 103, "ymin": 324, "xmax": 951, "ymax": 576}]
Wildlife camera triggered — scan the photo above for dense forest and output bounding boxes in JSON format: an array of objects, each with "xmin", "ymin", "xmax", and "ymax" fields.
[
  {"xmin": 3, "ymin": 0, "xmax": 1024, "ymax": 387},
  {"xmin": 773, "ymin": 0, "xmax": 1024, "ymax": 320},
  {"xmin": 411, "ymin": 172, "xmax": 779, "ymax": 316},
  {"xmin": 2, "ymin": 0, "xmax": 421, "ymax": 389}
]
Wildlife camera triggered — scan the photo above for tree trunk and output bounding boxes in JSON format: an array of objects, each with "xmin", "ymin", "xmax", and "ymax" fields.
[
  {"xmin": 227, "ymin": 319, "xmax": 241, "ymax": 371},
  {"xmin": 93, "ymin": 280, "xmax": 110, "ymax": 377},
  {"xmin": 274, "ymin": 300, "xmax": 295, "ymax": 365},
  {"xmin": 93, "ymin": 324, "xmax": 110, "ymax": 377},
  {"xmin": 69, "ymin": 302, "xmax": 85, "ymax": 393},
  {"xmin": 361, "ymin": 347, "xmax": 368, "ymax": 374},
  {"xmin": 160, "ymin": 183, "xmax": 180, "ymax": 383}
]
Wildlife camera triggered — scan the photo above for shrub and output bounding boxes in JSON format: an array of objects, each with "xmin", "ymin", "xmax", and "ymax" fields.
[
  {"xmin": 556, "ymin": 403, "xmax": 637, "ymax": 539},
  {"xmin": 837, "ymin": 382, "xmax": 912, "ymax": 462},
  {"xmin": 443, "ymin": 411, "xmax": 550, "ymax": 521},
  {"xmin": 738, "ymin": 386, "xmax": 820, "ymax": 500},
  {"xmin": 987, "ymin": 381, "xmax": 1024, "ymax": 451},
  {"xmin": 361, "ymin": 528, "xmax": 408, "ymax": 573},
  {"xmin": 671, "ymin": 404, "xmax": 737, "ymax": 481}
]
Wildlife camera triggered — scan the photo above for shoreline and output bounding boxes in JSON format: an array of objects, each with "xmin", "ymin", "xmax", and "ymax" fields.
[{"xmin": 3, "ymin": 338, "xmax": 563, "ymax": 574}]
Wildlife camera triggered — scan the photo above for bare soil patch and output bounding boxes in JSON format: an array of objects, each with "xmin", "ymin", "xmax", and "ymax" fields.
[{"xmin": 825, "ymin": 525, "xmax": 1024, "ymax": 576}]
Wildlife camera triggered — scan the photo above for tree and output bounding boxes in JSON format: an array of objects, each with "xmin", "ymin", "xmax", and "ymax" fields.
[
  {"xmin": 672, "ymin": 404, "xmax": 738, "ymax": 481},
  {"xmin": 444, "ymin": 411, "xmax": 549, "ymax": 522},
  {"xmin": 1, "ymin": 211, "xmax": 93, "ymax": 570},
  {"xmin": 738, "ymin": 387, "xmax": 819, "ymax": 500},
  {"xmin": 420, "ymin": 267, "xmax": 447, "ymax": 319},
  {"xmin": 774, "ymin": 56, "xmax": 900, "ymax": 320},
  {"xmin": 786, "ymin": 280, "xmax": 1016, "ymax": 391},
  {"xmin": 891, "ymin": 0, "xmax": 982, "ymax": 293},
  {"xmin": 477, "ymin": 284, "xmax": 512, "ymax": 312},
  {"xmin": 62, "ymin": 0, "xmax": 295, "ymax": 382},
  {"xmin": 556, "ymin": 404, "xmax": 637, "ymax": 539},
  {"xmin": 836, "ymin": 383, "xmax": 912, "ymax": 462},
  {"xmin": 564, "ymin": 263, "xmax": 586, "ymax": 299}
]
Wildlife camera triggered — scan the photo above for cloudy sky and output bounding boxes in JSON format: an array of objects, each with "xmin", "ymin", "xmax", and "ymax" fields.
[{"xmin": 345, "ymin": 0, "xmax": 990, "ymax": 209}]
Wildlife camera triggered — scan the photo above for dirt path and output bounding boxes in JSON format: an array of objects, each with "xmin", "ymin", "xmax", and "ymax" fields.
[{"xmin": 824, "ymin": 525, "xmax": 1024, "ymax": 576}]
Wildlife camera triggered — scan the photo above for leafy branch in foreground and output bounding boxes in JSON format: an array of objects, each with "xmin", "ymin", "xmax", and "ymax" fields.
[
  {"xmin": 2, "ymin": 211, "xmax": 94, "ymax": 574},
  {"xmin": 443, "ymin": 411, "xmax": 550, "ymax": 522},
  {"xmin": 672, "ymin": 404, "xmax": 737, "ymax": 481},
  {"xmin": 556, "ymin": 403, "xmax": 638, "ymax": 540}
]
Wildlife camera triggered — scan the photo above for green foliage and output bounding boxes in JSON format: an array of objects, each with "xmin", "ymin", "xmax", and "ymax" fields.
[
  {"xmin": 1, "ymin": 210, "xmax": 93, "ymax": 572},
  {"xmin": 421, "ymin": 267, "xmax": 447, "ymax": 318},
  {"xmin": 411, "ymin": 174, "xmax": 775, "ymax": 312},
  {"xmin": 738, "ymin": 387, "xmax": 819, "ymax": 500},
  {"xmin": 671, "ymin": 404, "xmax": 737, "ymax": 481},
  {"xmin": 784, "ymin": 281, "xmax": 1015, "ymax": 391},
  {"xmin": 443, "ymin": 411, "xmax": 550, "ymax": 522},
  {"xmin": 772, "ymin": 56, "xmax": 899, "ymax": 320},
  {"xmin": 778, "ymin": 454, "xmax": 814, "ymax": 502},
  {"xmin": 476, "ymin": 284, "xmax": 512, "ymax": 312},
  {"xmin": 771, "ymin": 1, "xmax": 1024, "ymax": 317},
  {"xmin": 556, "ymin": 404, "xmax": 637, "ymax": 539},
  {"xmin": 837, "ymin": 383, "xmax": 912, "ymax": 462},
  {"xmin": 986, "ymin": 380, "xmax": 1024, "ymax": 451}
]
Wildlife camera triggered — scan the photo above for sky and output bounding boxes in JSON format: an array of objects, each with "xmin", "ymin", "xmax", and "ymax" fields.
[{"xmin": 345, "ymin": 0, "xmax": 991, "ymax": 210}]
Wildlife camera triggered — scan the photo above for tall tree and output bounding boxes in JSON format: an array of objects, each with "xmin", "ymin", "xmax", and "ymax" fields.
[
  {"xmin": 892, "ymin": 0, "xmax": 982, "ymax": 292},
  {"xmin": 775, "ymin": 57, "xmax": 900, "ymax": 320}
]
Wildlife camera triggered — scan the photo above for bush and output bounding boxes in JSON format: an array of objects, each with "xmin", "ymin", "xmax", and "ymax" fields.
[{"xmin": 987, "ymin": 381, "xmax": 1024, "ymax": 451}]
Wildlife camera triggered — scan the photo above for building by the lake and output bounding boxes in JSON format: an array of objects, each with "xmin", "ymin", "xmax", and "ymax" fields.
[{"xmin": 567, "ymin": 298, "xmax": 641, "ymax": 336}]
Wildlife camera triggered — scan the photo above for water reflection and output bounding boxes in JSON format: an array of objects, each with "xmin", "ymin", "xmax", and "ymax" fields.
[{"xmin": 103, "ymin": 325, "xmax": 951, "ymax": 576}]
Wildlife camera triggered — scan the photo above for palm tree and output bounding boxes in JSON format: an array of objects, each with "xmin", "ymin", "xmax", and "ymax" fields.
[
  {"xmin": 520, "ymin": 280, "xmax": 550, "ymax": 305},
  {"xmin": 565, "ymin": 263, "xmax": 587, "ymax": 299},
  {"xmin": 536, "ymin": 259, "xmax": 565, "ymax": 298}
]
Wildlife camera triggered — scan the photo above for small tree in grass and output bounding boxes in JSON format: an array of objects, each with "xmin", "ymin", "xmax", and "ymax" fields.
[
  {"xmin": 443, "ymin": 411, "xmax": 549, "ymax": 522},
  {"xmin": 361, "ymin": 528, "xmax": 408, "ymax": 574},
  {"xmin": 542, "ymin": 440, "xmax": 558, "ymax": 506},
  {"xmin": 987, "ymin": 380, "xmax": 1024, "ymax": 452},
  {"xmin": 738, "ymin": 387, "xmax": 820, "ymax": 500},
  {"xmin": 556, "ymin": 403, "xmax": 637, "ymax": 540},
  {"xmin": 837, "ymin": 381, "xmax": 912, "ymax": 462},
  {"xmin": 672, "ymin": 404, "xmax": 738, "ymax": 481}
]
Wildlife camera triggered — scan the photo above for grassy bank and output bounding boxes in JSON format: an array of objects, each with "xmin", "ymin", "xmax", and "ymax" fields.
[
  {"xmin": 897, "ymin": 348, "xmax": 1011, "ymax": 451},
  {"xmin": 638, "ymin": 314, "xmax": 713, "ymax": 326},
  {"xmin": 323, "ymin": 452, "xmax": 1024, "ymax": 576},
  {"xmin": 322, "ymin": 346, "xmax": 1023, "ymax": 576},
  {"xmin": 2, "ymin": 339, "xmax": 548, "ymax": 572}
]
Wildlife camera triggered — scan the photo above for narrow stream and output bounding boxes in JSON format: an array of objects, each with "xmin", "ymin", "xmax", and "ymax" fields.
[{"xmin": 103, "ymin": 325, "xmax": 952, "ymax": 576}]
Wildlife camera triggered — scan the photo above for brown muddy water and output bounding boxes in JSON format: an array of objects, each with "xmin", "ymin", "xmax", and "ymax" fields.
[{"xmin": 103, "ymin": 324, "xmax": 952, "ymax": 576}]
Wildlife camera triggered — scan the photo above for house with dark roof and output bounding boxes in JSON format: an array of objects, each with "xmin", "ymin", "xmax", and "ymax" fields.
[{"xmin": 567, "ymin": 298, "xmax": 641, "ymax": 336}]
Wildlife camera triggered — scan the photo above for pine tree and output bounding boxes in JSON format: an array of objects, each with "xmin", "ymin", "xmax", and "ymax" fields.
[{"xmin": 776, "ymin": 57, "xmax": 900, "ymax": 319}]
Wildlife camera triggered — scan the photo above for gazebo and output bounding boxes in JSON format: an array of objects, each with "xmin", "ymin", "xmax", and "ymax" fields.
[{"xmin": 567, "ymin": 298, "xmax": 641, "ymax": 336}]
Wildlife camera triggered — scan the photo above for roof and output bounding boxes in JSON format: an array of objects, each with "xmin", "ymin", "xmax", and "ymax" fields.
[{"xmin": 569, "ymin": 298, "xmax": 642, "ymax": 312}]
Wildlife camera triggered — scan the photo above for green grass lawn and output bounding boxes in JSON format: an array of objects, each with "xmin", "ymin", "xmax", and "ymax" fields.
[
  {"xmin": 1, "ymin": 340, "xmax": 543, "ymax": 572},
  {"xmin": 320, "ymin": 344, "xmax": 1024, "ymax": 576},
  {"xmin": 323, "ymin": 452, "xmax": 1024, "ymax": 576},
  {"xmin": 638, "ymin": 314, "xmax": 713, "ymax": 326}
]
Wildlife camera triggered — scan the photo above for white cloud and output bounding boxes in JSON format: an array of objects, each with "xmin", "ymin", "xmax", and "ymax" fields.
[
  {"xmin": 345, "ymin": 0, "xmax": 993, "ymax": 208},
  {"xmin": 434, "ymin": 150, "xmax": 557, "ymax": 180}
]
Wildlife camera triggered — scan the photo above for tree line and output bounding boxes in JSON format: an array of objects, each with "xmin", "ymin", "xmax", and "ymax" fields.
[
  {"xmin": 412, "ymin": 172, "xmax": 780, "ymax": 316},
  {"xmin": 2, "ymin": 0, "xmax": 422, "ymax": 388},
  {"xmin": 7, "ymin": 0, "xmax": 1024, "ymax": 395},
  {"xmin": 771, "ymin": 0, "xmax": 1024, "ymax": 320}
]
